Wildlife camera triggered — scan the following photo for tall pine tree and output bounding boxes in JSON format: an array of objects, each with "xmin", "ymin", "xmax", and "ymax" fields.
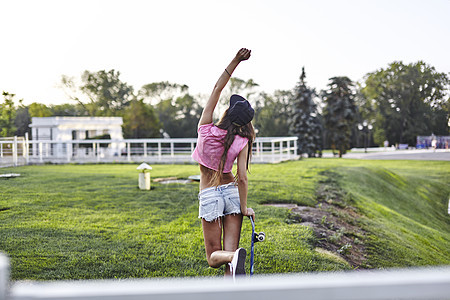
[
  {"xmin": 322, "ymin": 76, "xmax": 357, "ymax": 157},
  {"xmin": 289, "ymin": 68, "xmax": 323, "ymax": 157}
]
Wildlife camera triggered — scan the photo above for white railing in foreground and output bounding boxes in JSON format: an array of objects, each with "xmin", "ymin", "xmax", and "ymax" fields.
[
  {"xmin": 0, "ymin": 255, "xmax": 8, "ymax": 300},
  {"xmin": 1, "ymin": 255, "xmax": 449, "ymax": 300},
  {"xmin": 0, "ymin": 137, "xmax": 298, "ymax": 166}
]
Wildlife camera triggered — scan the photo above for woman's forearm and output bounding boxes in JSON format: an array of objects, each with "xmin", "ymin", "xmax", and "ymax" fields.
[
  {"xmin": 238, "ymin": 177, "xmax": 248, "ymax": 214},
  {"xmin": 213, "ymin": 48, "xmax": 251, "ymax": 92},
  {"xmin": 213, "ymin": 58, "xmax": 241, "ymax": 92}
]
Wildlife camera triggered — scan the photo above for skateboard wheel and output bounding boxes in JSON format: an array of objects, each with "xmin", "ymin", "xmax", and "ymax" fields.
[{"xmin": 257, "ymin": 232, "xmax": 265, "ymax": 242}]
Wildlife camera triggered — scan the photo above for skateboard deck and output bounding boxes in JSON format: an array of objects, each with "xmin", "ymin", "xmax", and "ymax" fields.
[{"xmin": 249, "ymin": 217, "xmax": 265, "ymax": 276}]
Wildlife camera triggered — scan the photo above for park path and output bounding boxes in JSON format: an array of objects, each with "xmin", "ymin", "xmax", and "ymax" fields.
[{"xmin": 322, "ymin": 149, "xmax": 450, "ymax": 161}]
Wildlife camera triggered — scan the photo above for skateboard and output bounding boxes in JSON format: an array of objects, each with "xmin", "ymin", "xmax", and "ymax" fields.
[{"xmin": 249, "ymin": 217, "xmax": 265, "ymax": 276}]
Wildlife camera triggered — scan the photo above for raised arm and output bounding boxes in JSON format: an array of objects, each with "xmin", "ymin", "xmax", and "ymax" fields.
[{"xmin": 198, "ymin": 48, "xmax": 251, "ymax": 127}]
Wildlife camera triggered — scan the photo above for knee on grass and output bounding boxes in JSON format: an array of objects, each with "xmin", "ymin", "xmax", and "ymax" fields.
[{"xmin": 207, "ymin": 251, "xmax": 234, "ymax": 268}]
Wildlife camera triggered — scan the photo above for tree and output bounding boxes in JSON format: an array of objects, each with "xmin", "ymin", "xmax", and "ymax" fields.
[
  {"xmin": 322, "ymin": 77, "xmax": 357, "ymax": 157},
  {"xmin": 289, "ymin": 68, "xmax": 323, "ymax": 157},
  {"xmin": 173, "ymin": 93, "xmax": 202, "ymax": 138},
  {"xmin": 155, "ymin": 99, "xmax": 178, "ymax": 137},
  {"xmin": 0, "ymin": 92, "xmax": 17, "ymax": 137},
  {"xmin": 64, "ymin": 70, "xmax": 134, "ymax": 116},
  {"xmin": 50, "ymin": 103, "xmax": 87, "ymax": 116},
  {"xmin": 28, "ymin": 102, "xmax": 52, "ymax": 117},
  {"xmin": 14, "ymin": 104, "xmax": 31, "ymax": 137},
  {"xmin": 59, "ymin": 75, "xmax": 87, "ymax": 110},
  {"xmin": 222, "ymin": 78, "xmax": 259, "ymax": 101},
  {"xmin": 122, "ymin": 99, "xmax": 161, "ymax": 138},
  {"xmin": 154, "ymin": 93, "xmax": 202, "ymax": 138},
  {"xmin": 139, "ymin": 81, "xmax": 188, "ymax": 105},
  {"xmin": 361, "ymin": 61, "xmax": 449, "ymax": 145},
  {"xmin": 253, "ymin": 90, "xmax": 291, "ymax": 137},
  {"xmin": 140, "ymin": 82, "xmax": 202, "ymax": 138}
]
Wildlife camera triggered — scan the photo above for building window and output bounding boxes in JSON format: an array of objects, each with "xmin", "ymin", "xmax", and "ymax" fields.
[{"xmin": 89, "ymin": 130, "xmax": 97, "ymax": 138}]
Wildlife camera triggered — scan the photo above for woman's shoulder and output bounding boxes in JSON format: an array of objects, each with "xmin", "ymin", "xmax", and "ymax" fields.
[
  {"xmin": 232, "ymin": 134, "xmax": 249, "ymax": 151},
  {"xmin": 198, "ymin": 122, "xmax": 214, "ymax": 134},
  {"xmin": 198, "ymin": 122, "xmax": 214, "ymax": 129},
  {"xmin": 197, "ymin": 123, "xmax": 229, "ymax": 142},
  {"xmin": 200, "ymin": 123, "xmax": 227, "ymax": 135},
  {"xmin": 235, "ymin": 134, "xmax": 249, "ymax": 142}
]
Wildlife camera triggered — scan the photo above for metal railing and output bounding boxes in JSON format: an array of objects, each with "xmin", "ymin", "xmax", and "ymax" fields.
[
  {"xmin": 0, "ymin": 137, "xmax": 27, "ymax": 167},
  {"xmin": 0, "ymin": 136, "xmax": 298, "ymax": 166},
  {"xmin": 1, "ymin": 254, "xmax": 449, "ymax": 300}
]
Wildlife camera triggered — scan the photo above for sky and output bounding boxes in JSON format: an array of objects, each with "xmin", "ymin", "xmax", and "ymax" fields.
[{"xmin": 1, "ymin": 0, "xmax": 449, "ymax": 106}]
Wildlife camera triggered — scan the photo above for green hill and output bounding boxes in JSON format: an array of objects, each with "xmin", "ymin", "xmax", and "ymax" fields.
[{"xmin": 0, "ymin": 159, "xmax": 449, "ymax": 280}]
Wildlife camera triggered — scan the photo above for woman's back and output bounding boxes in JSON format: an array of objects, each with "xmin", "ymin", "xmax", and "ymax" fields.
[
  {"xmin": 193, "ymin": 123, "xmax": 248, "ymax": 167},
  {"xmin": 199, "ymin": 164, "xmax": 235, "ymax": 190}
]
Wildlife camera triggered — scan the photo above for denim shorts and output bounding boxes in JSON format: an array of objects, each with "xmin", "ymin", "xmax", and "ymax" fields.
[{"xmin": 198, "ymin": 183, "xmax": 241, "ymax": 222}]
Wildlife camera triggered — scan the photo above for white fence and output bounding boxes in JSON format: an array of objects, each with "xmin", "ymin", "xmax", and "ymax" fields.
[
  {"xmin": 1, "ymin": 255, "xmax": 449, "ymax": 300},
  {"xmin": 0, "ymin": 137, "xmax": 298, "ymax": 167}
]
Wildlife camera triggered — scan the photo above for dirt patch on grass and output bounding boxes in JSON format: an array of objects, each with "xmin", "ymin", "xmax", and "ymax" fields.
[{"xmin": 265, "ymin": 172, "xmax": 370, "ymax": 269}]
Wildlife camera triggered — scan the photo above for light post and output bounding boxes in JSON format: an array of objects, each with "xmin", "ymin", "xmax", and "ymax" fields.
[{"xmin": 358, "ymin": 121, "xmax": 373, "ymax": 153}]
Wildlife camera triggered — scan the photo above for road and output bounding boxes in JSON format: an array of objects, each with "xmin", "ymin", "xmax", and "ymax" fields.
[{"xmin": 323, "ymin": 149, "xmax": 450, "ymax": 161}]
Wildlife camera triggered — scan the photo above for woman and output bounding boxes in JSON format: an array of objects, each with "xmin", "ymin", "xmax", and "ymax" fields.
[{"xmin": 192, "ymin": 48, "xmax": 256, "ymax": 279}]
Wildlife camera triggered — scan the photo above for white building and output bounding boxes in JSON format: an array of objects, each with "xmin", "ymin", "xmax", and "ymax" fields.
[{"xmin": 29, "ymin": 117, "xmax": 124, "ymax": 157}]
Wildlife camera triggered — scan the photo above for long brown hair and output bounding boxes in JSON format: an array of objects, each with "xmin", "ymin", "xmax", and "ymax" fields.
[{"xmin": 212, "ymin": 108, "xmax": 256, "ymax": 186}]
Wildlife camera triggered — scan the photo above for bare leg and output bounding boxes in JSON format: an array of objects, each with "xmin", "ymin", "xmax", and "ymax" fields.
[
  {"xmin": 202, "ymin": 218, "xmax": 234, "ymax": 268},
  {"xmin": 223, "ymin": 214, "xmax": 243, "ymax": 275}
]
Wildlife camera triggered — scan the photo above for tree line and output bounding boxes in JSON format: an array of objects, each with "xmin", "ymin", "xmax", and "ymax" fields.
[{"xmin": 1, "ymin": 61, "xmax": 448, "ymax": 157}]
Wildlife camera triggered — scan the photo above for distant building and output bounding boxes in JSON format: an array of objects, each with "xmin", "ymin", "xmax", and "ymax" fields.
[
  {"xmin": 29, "ymin": 117, "xmax": 124, "ymax": 157},
  {"xmin": 29, "ymin": 117, "xmax": 123, "ymax": 141}
]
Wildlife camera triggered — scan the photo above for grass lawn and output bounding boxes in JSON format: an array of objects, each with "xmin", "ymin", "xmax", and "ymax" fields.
[{"xmin": 0, "ymin": 159, "xmax": 449, "ymax": 280}]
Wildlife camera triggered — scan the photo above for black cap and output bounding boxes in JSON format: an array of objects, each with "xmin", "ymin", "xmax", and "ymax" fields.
[{"xmin": 227, "ymin": 94, "xmax": 254, "ymax": 126}]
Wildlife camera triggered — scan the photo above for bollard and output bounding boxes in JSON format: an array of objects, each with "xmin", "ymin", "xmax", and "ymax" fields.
[{"xmin": 137, "ymin": 163, "xmax": 152, "ymax": 190}]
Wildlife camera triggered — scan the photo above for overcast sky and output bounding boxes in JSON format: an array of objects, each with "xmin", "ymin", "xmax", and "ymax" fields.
[{"xmin": 1, "ymin": 0, "xmax": 449, "ymax": 106}]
